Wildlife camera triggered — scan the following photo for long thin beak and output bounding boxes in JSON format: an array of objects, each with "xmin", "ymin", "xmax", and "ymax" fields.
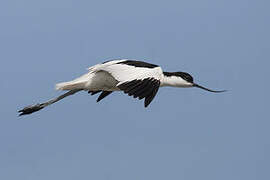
[{"xmin": 193, "ymin": 83, "xmax": 227, "ymax": 93}]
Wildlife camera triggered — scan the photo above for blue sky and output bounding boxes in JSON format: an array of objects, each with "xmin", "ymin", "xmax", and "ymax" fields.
[{"xmin": 1, "ymin": 0, "xmax": 269, "ymax": 179}]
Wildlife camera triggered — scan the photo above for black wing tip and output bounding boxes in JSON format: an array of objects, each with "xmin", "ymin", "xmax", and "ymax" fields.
[
  {"xmin": 144, "ymin": 101, "xmax": 150, "ymax": 108},
  {"xmin": 96, "ymin": 97, "xmax": 103, "ymax": 102},
  {"xmin": 96, "ymin": 91, "xmax": 113, "ymax": 103},
  {"xmin": 88, "ymin": 90, "xmax": 102, "ymax": 95}
]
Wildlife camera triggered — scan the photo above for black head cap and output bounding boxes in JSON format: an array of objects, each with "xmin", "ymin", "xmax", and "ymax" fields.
[{"xmin": 164, "ymin": 72, "xmax": 194, "ymax": 83}]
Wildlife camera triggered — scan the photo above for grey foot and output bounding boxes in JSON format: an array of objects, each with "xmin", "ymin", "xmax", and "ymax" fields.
[{"xmin": 18, "ymin": 103, "xmax": 45, "ymax": 116}]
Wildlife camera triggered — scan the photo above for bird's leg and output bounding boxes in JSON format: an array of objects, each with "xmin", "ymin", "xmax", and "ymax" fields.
[{"xmin": 18, "ymin": 89, "xmax": 81, "ymax": 116}]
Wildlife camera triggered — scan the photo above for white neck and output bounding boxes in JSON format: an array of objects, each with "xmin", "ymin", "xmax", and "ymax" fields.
[{"xmin": 160, "ymin": 75, "xmax": 193, "ymax": 87}]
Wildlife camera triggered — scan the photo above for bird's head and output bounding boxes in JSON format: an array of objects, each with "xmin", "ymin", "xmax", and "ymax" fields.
[{"xmin": 163, "ymin": 72, "xmax": 226, "ymax": 93}]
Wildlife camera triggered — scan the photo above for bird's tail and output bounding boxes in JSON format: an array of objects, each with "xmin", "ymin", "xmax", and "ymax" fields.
[
  {"xmin": 55, "ymin": 81, "xmax": 85, "ymax": 90},
  {"xmin": 55, "ymin": 73, "xmax": 90, "ymax": 91}
]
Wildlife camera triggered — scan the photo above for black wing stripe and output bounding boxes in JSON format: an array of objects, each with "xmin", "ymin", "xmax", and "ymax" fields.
[
  {"xmin": 118, "ymin": 78, "xmax": 160, "ymax": 107},
  {"xmin": 134, "ymin": 79, "xmax": 154, "ymax": 98},
  {"xmin": 118, "ymin": 80, "xmax": 141, "ymax": 93},
  {"xmin": 138, "ymin": 80, "xmax": 157, "ymax": 99},
  {"xmin": 129, "ymin": 79, "xmax": 151, "ymax": 97},
  {"xmin": 123, "ymin": 80, "xmax": 139, "ymax": 91},
  {"xmin": 144, "ymin": 81, "xmax": 160, "ymax": 107},
  {"xmin": 125, "ymin": 80, "xmax": 145, "ymax": 95},
  {"xmin": 97, "ymin": 91, "xmax": 113, "ymax": 102},
  {"xmin": 139, "ymin": 80, "xmax": 156, "ymax": 100},
  {"xmin": 116, "ymin": 60, "xmax": 158, "ymax": 68}
]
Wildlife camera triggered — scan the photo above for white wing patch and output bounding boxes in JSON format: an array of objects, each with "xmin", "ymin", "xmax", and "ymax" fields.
[{"xmin": 88, "ymin": 59, "xmax": 163, "ymax": 84}]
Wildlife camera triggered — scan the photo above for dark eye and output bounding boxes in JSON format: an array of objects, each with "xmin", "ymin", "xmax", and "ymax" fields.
[
  {"xmin": 178, "ymin": 72, "xmax": 193, "ymax": 83},
  {"xmin": 186, "ymin": 74, "xmax": 193, "ymax": 83}
]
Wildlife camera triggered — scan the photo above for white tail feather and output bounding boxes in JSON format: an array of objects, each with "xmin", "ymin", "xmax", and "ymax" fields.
[{"xmin": 55, "ymin": 81, "xmax": 85, "ymax": 90}]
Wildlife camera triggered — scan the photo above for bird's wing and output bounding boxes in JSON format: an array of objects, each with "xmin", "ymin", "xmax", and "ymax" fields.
[
  {"xmin": 88, "ymin": 90, "xmax": 113, "ymax": 102},
  {"xmin": 90, "ymin": 60, "xmax": 163, "ymax": 107},
  {"xmin": 87, "ymin": 59, "xmax": 126, "ymax": 72}
]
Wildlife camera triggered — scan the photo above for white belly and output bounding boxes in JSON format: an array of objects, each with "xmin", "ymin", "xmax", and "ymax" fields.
[{"xmin": 85, "ymin": 71, "xmax": 120, "ymax": 91}]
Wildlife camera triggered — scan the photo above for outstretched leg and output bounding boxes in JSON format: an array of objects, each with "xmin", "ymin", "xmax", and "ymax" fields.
[{"xmin": 18, "ymin": 89, "xmax": 82, "ymax": 116}]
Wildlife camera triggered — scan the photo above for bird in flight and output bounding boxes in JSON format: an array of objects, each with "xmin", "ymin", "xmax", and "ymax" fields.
[{"xmin": 18, "ymin": 59, "xmax": 226, "ymax": 116}]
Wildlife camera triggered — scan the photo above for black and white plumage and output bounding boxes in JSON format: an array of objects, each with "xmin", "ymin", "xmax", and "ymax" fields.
[{"xmin": 18, "ymin": 59, "xmax": 226, "ymax": 116}]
